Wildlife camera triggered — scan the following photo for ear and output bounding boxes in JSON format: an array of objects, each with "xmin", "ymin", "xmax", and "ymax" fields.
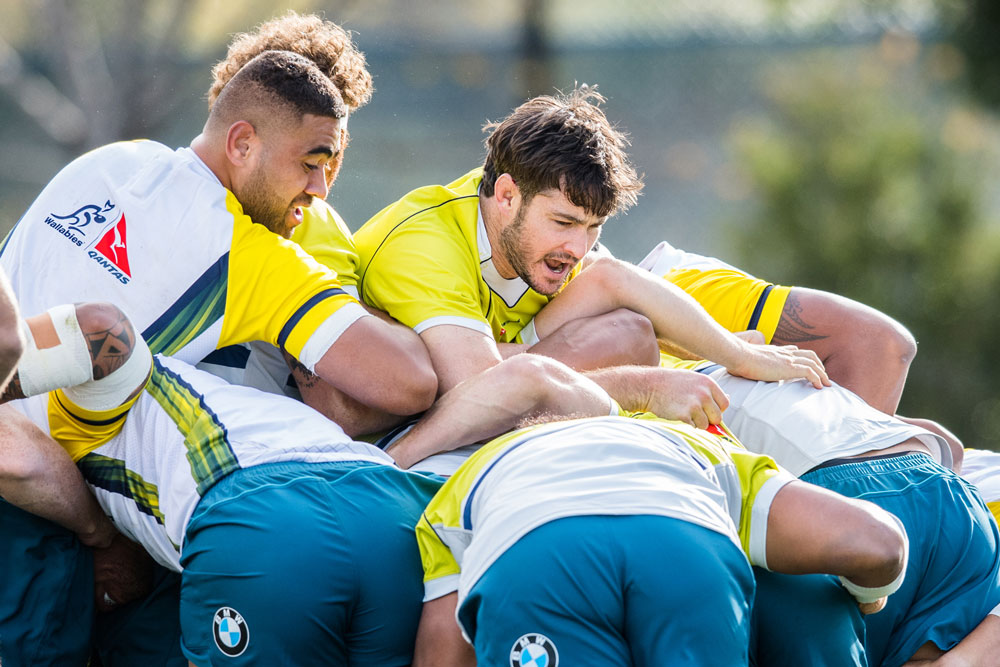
[
  {"xmin": 225, "ymin": 121, "xmax": 258, "ymax": 168},
  {"xmin": 492, "ymin": 173, "xmax": 521, "ymax": 218}
]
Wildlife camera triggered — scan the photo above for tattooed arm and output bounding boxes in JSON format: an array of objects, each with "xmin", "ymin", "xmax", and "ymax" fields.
[
  {"xmin": 1, "ymin": 301, "xmax": 144, "ymax": 404},
  {"xmin": 771, "ymin": 288, "xmax": 916, "ymax": 414}
]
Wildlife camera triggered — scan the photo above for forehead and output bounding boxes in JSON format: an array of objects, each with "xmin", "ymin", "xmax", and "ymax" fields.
[
  {"xmin": 527, "ymin": 188, "xmax": 603, "ymax": 224},
  {"xmin": 269, "ymin": 113, "xmax": 344, "ymax": 156}
]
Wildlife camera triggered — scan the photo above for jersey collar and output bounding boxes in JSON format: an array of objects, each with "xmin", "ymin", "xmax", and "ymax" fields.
[{"xmin": 477, "ymin": 198, "xmax": 531, "ymax": 307}]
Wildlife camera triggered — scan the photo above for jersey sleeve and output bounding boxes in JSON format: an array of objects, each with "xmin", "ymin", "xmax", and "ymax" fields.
[
  {"xmin": 664, "ymin": 267, "xmax": 791, "ymax": 343},
  {"xmin": 360, "ymin": 214, "xmax": 491, "ymax": 336},
  {"xmin": 290, "ymin": 201, "xmax": 361, "ymax": 299},
  {"xmin": 221, "ymin": 202, "xmax": 368, "ymax": 370},
  {"xmin": 722, "ymin": 444, "xmax": 796, "ymax": 569}
]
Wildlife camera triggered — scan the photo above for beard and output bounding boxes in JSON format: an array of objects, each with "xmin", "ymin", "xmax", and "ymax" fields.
[
  {"xmin": 497, "ymin": 205, "xmax": 573, "ymax": 296},
  {"xmin": 238, "ymin": 165, "xmax": 296, "ymax": 239}
]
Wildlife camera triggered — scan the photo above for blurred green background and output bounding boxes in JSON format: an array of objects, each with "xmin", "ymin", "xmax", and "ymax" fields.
[{"xmin": 3, "ymin": 0, "xmax": 1000, "ymax": 449}]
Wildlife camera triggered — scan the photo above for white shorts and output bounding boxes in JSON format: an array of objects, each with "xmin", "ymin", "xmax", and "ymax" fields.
[{"xmin": 704, "ymin": 366, "xmax": 949, "ymax": 476}]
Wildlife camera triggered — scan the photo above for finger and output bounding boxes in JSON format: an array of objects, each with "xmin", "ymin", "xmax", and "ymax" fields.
[
  {"xmin": 702, "ymin": 396, "xmax": 723, "ymax": 426},
  {"xmin": 710, "ymin": 383, "xmax": 730, "ymax": 413},
  {"xmin": 691, "ymin": 408, "xmax": 709, "ymax": 431}
]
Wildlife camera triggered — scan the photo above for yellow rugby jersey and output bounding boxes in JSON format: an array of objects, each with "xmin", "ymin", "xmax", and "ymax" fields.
[
  {"xmin": 416, "ymin": 415, "xmax": 793, "ymax": 602},
  {"xmin": 0, "ymin": 141, "xmax": 365, "ymax": 378},
  {"xmin": 290, "ymin": 199, "xmax": 361, "ymax": 296},
  {"xmin": 638, "ymin": 241, "xmax": 790, "ymax": 342},
  {"xmin": 355, "ymin": 168, "xmax": 581, "ymax": 343}
]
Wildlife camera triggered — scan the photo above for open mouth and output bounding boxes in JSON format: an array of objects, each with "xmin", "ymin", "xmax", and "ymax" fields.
[{"xmin": 544, "ymin": 257, "xmax": 571, "ymax": 276}]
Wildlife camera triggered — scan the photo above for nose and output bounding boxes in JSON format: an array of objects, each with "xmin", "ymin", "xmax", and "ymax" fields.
[
  {"xmin": 306, "ymin": 168, "xmax": 329, "ymax": 199},
  {"xmin": 564, "ymin": 227, "xmax": 590, "ymax": 261}
]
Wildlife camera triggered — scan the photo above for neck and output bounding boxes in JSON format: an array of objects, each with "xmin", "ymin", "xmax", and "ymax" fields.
[
  {"xmin": 480, "ymin": 193, "xmax": 516, "ymax": 279},
  {"xmin": 190, "ymin": 132, "xmax": 233, "ymax": 190}
]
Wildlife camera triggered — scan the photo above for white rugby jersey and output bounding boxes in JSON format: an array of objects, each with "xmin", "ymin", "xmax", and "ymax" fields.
[
  {"xmin": 963, "ymin": 449, "xmax": 1000, "ymax": 506},
  {"xmin": 26, "ymin": 355, "xmax": 393, "ymax": 572},
  {"xmin": 416, "ymin": 415, "xmax": 793, "ymax": 603},
  {"xmin": 1, "ymin": 140, "xmax": 364, "ymax": 373}
]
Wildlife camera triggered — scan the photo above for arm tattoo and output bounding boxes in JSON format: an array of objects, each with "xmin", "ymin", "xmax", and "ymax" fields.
[
  {"xmin": 772, "ymin": 293, "xmax": 828, "ymax": 345},
  {"xmin": 1, "ymin": 374, "xmax": 24, "ymax": 402},
  {"xmin": 81, "ymin": 308, "xmax": 136, "ymax": 381},
  {"xmin": 282, "ymin": 349, "xmax": 320, "ymax": 390}
]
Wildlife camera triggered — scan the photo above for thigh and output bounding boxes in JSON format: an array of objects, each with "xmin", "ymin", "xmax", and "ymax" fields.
[
  {"xmin": 808, "ymin": 459, "xmax": 1000, "ymax": 667},
  {"xmin": 623, "ymin": 517, "xmax": 754, "ymax": 667},
  {"xmin": 460, "ymin": 516, "xmax": 631, "ymax": 667},
  {"xmin": 179, "ymin": 462, "xmax": 438, "ymax": 667}
]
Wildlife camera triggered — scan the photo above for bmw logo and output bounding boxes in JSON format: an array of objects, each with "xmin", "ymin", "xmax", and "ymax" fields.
[
  {"xmin": 213, "ymin": 606, "xmax": 249, "ymax": 657},
  {"xmin": 510, "ymin": 632, "xmax": 559, "ymax": 667}
]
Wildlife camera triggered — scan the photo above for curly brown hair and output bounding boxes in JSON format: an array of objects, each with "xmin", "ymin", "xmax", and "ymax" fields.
[
  {"xmin": 208, "ymin": 11, "xmax": 372, "ymax": 110},
  {"xmin": 481, "ymin": 85, "xmax": 643, "ymax": 219}
]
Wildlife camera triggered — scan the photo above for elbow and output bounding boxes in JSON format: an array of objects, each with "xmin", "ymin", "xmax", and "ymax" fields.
[
  {"xmin": 851, "ymin": 509, "xmax": 908, "ymax": 588},
  {"xmin": 392, "ymin": 356, "xmax": 438, "ymax": 415}
]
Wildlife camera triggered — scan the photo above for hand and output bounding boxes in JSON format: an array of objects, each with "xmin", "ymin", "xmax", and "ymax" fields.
[
  {"xmin": 734, "ymin": 329, "xmax": 766, "ymax": 345},
  {"xmin": 92, "ymin": 533, "xmax": 154, "ymax": 613},
  {"xmin": 726, "ymin": 341, "xmax": 831, "ymax": 389},
  {"xmin": 857, "ymin": 596, "xmax": 887, "ymax": 615},
  {"xmin": 637, "ymin": 368, "xmax": 730, "ymax": 429}
]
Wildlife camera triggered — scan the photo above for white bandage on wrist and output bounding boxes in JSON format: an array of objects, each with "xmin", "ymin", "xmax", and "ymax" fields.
[
  {"xmin": 520, "ymin": 319, "xmax": 540, "ymax": 346},
  {"xmin": 17, "ymin": 305, "xmax": 93, "ymax": 397},
  {"xmin": 839, "ymin": 513, "xmax": 909, "ymax": 604},
  {"xmin": 64, "ymin": 333, "xmax": 151, "ymax": 412}
]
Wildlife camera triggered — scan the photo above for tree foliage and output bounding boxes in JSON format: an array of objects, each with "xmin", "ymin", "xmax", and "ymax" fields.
[{"xmin": 727, "ymin": 46, "xmax": 1000, "ymax": 449}]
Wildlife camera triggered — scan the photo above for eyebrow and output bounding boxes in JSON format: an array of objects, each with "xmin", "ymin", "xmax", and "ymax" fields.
[
  {"xmin": 305, "ymin": 145, "xmax": 338, "ymax": 159},
  {"xmin": 552, "ymin": 209, "xmax": 587, "ymax": 224}
]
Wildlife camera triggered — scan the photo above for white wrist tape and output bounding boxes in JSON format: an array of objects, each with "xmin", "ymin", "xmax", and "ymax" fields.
[
  {"xmin": 64, "ymin": 333, "xmax": 151, "ymax": 412},
  {"xmin": 520, "ymin": 319, "xmax": 540, "ymax": 346},
  {"xmin": 839, "ymin": 513, "xmax": 909, "ymax": 604},
  {"xmin": 18, "ymin": 305, "xmax": 93, "ymax": 397}
]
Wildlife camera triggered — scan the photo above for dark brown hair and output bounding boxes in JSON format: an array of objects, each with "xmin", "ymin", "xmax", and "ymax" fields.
[
  {"xmin": 481, "ymin": 85, "xmax": 642, "ymax": 218},
  {"xmin": 208, "ymin": 11, "xmax": 372, "ymax": 110}
]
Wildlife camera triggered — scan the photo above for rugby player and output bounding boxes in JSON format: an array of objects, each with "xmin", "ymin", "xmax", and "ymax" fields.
[
  {"xmin": 375, "ymin": 358, "xmax": 912, "ymax": 667},
  {"xmin": 0, "ymin": 50, "xmax": 434, "ymax": 666},
  {"xmin": 353, "ymin": 86, "xmax": 830, "ymax": 430}
]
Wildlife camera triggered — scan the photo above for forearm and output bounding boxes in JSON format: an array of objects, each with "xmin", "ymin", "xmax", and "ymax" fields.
[
  {"xmin": 932, "ymin": 614, "xmax": 1000, "ymax": 667},
  {"xmin": 536, "ymin": 257, "xmax": 746, "ymax": 368},
  {"xmin": 389, "ymin": 355, "xmax": 613, "ymax": 469},
  {"xmin": 0, "ymin": 405, "xmax": 116, "ymax": 548},
  {"xmin": 292, "ymin": 362, "xmax": 410, "ymax": 437},
  {"xmin": 413, "ymin": 593, "xmax": 475, "ymax": 667}
]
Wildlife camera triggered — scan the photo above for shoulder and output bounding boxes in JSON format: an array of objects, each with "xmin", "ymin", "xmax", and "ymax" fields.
[{"xmin": 355, "ymin": 169, "xmax": 483, "ymax": 254}]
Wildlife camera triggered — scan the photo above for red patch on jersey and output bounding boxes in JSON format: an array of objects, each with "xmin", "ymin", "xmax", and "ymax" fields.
[
  {"xmin": 706, "ymin": 423, "xmax": 725, "ymax": 437},
  {"xmin": 94, "ymin": 215, "xmax": 131, "ymax": 277}
]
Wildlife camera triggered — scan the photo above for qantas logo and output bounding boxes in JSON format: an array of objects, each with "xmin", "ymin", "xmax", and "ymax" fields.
[{"xmin": 87, "ymin": 214, "xmax": 131, "ymax": 284}]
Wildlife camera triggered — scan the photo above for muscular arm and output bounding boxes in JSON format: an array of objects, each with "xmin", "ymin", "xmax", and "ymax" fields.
[
  {"xmin": 388, "ymin": 354, "xmax": 614, "ymax": 469},
  {"xmin": 413, "ymin": 593, "xmax": 475, "ymax": 667},
  {"xmin": 765, "ymin": 479, "xmax": 908, "ymax": 613},
  {"xmin": 536, "ymin": 256, "xmax": 830, "ymax": 387},
  {"xmin": 418, "ymin": 319, "xmax": 725, "ymax": 433},
  {"xmin": 310, "ymin": 314, "xmax": 438, "ymax": 419},
  {"xmin": 772, "ymin": 287, "xmax": 916, "ymax": 414}
]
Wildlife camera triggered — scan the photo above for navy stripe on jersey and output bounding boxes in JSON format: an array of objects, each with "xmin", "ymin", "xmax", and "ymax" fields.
[
  {"xmin": 462, "ymin": 437, "xmax": 536, "ymax": 530},
  {"xmin": 200, "ymin": 344, "xmax": 251, "ymax": 370},
  {"xmin": 142, "ymin": 254, "xmax": 229, "ymax": 356},
  {"xmin": 53, "ymin": 393, "xmax": 129, "ymax": 427},
  {"xmin": 276, "ymin": 287, "xmax": 348, "ymax": 348},
  {"xmin": 747, "ymin": 284, "xmax": 774, "ymax": 331}
]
